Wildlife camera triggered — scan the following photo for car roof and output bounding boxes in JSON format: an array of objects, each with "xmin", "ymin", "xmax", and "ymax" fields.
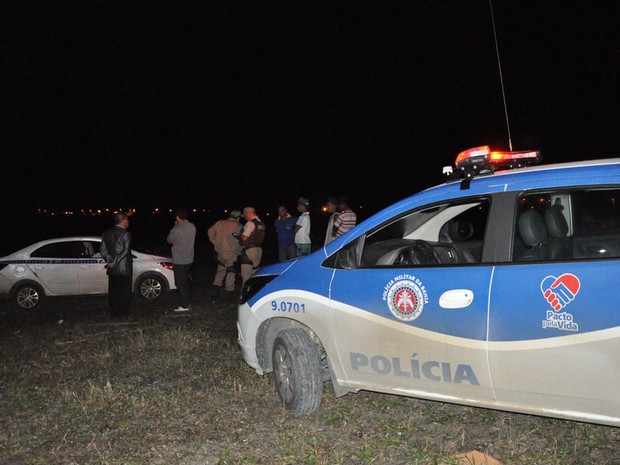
[
  {"xmin": 29, "ymin": 236, "xmax": 102, "ymax": 246},
  {"xmin": 482, "ymin": 157, "xmax": 620, "ymax": 178},
  {"xmin": 14, "ymin": 237, "xmax": 101, "ymax": 252}
]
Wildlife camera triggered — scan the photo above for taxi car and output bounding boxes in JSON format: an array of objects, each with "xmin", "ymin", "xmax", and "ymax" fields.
[
  {"xmin": 0, "ymin": 236, "xmax": 176, "ymax": 309},
  {"xmin": 237, "ymin": 147, "xmax": 620, "ymax": 426}
]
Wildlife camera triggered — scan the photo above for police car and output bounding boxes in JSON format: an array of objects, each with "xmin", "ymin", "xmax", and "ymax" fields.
[
  {"xmin": 0, "ymin": 237, "xmax": 176, "ymax": 309},
  {"xmin": 237, "ymin": 147, "xmax": 620, "ymax": 427}
]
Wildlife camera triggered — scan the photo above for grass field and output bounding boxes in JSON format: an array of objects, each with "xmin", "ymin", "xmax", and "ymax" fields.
[{"xmin": 1, "ymin": 266, "xmax": 620, "ymax": 465}]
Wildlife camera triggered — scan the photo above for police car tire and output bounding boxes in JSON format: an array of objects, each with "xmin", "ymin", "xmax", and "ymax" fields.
[
  {"xmin": 14, "ymin": 282, "xmax": 45, "ymax": 310},
  {"xmin": 272, "ymin": 328, "xmax": 323, "ymax": 415},
  {"xmin": 137, "ymin": 274, "xmax": 166, "ymax": 301}
]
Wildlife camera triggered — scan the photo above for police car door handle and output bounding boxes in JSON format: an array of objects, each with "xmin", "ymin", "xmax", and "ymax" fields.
[
  {"xmin": 33, "ymin": 266, "xmax": 44, "ymax": 270},
  {"xmin": 439, "ymin": 290, "xmax": 474, "ymax": 309}
]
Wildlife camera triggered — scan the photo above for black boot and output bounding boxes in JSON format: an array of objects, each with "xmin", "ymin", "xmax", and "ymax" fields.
[
  {"xmin": 210, "ymin": 285, "xmax": 223, "ymax": 303},
  {"xmin": 226, "ymin": 290, "xmax": 239, "ymax": 306},
  {"xmin": 213, "ymin": 288, "xmax": 231, "ymax": 307}
]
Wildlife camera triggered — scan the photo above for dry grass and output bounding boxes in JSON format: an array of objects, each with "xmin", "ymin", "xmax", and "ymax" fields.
[{"xmin": 1, "ymin": 277, "xmax": 620, "ymax": 465}]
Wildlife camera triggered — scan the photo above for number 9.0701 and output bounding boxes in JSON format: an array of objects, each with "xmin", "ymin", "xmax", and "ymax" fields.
[{"xmin": 271, "ymin": 301, "xmax": 306, "ymax": 313}]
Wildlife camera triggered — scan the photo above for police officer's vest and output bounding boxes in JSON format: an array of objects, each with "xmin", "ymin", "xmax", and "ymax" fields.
[{"xmin": 246, "ymin": 217, "xmax": 266, "ymax": 248}]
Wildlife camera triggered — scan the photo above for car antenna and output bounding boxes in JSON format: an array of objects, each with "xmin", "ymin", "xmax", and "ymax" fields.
[{"xmin": 489, "ymin": 0, "xmax": 513, "ymax": 151}]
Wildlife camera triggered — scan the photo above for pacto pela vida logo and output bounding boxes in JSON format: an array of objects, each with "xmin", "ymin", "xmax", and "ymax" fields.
[{"xmin": 540, "ymin": 273, "xmax": 580, "ymax": 332}]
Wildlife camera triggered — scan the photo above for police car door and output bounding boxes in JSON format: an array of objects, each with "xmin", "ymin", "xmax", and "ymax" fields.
[
  {"xmin": 328, "ymin": 199, "xmax": 495, "ymax": 403},
  {"xmin": 28, "ymin": 241, "xmax": 80, "ymax": 294},
  {"xmin": 77, "ymin": 240, "xmax": 108, "ymax": 293},
  {"xmin": 489, "ymin": 189, "xmax": 620, "ymax": 421}
]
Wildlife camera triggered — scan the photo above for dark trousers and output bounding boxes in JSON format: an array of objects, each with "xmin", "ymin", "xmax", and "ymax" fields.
[
  {"xmin": 108, "ymin": 274, "xmax": 132, "ymax": 317},
  {"xmin": 173, "ymin": 263, "xmax": 192, "ymax": 308},
  {"xmin": 278, "ymin": 244, "xmax": 297, "ymax": 262}
]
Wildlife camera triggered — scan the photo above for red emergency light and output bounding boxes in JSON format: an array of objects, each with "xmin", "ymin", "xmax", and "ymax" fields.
[{"xmin": 455, "ymin": 146, "xmax": 541, "ymax": 169}]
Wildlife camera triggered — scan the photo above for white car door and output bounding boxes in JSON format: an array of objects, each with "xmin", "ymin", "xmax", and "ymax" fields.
[
  {"xmin": 77, "ymin": 240, "xmax": 108, "ymax": 294},
  {"xmin": 28, "ymin": 241, "xmax": 80, "ymax": 294}
]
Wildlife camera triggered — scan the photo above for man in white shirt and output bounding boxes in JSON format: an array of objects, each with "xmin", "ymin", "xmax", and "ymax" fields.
[{"xmin": 294, "ymin": 197, "xmax": 312, "ymax": 257}]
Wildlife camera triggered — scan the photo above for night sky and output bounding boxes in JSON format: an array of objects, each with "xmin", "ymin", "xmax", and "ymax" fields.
[{"xmin": 5, "ymin": 1, "xmax": 620, "ymax": 215}]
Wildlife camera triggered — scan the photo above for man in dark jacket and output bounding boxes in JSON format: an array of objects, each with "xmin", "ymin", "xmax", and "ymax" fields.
[{"xmin": 100, "ymin": 212, "xmax": 133, "ymax": 319}]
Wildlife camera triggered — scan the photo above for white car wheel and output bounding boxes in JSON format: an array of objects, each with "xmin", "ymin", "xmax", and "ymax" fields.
[
  {"xmin": 138, "ymin": 275, "xmax": 165, "ymax": 300},
  {"xmin": 15, "ymin": 283, "xmax": 44, "ymax": 309}
]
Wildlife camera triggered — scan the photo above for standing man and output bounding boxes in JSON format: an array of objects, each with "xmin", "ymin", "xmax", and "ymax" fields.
[
  {"xmin": 324, "ymin": 197, "xmax": 339, "ymax": 245},
  {"xmin": 167, "ymin": 208, "xmax": 196, "ymax": 312},
  {"xmin": 100, "ymin": 212, "xmax": 133, "ymax": 320},
  {"xmin": 238, "ymin": 207, "xmax": 266, "ymax": 288},
  {"xmin": 333, "ymin": 196, "xmax": 357, "ymax": 238},
  {"xmin": 294, "ymin": 197, "xmax": 312, "ymax": 257},
  {"xmin": 207, "ymin": 209, "xmax": 244, "ymax": 304},
  {"xmin": 274, "ymin": 205, "xmax": 297, "ymax": 262}
]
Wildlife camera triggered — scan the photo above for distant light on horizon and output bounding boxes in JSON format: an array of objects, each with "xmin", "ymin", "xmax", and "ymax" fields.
[{"xmin": 35, "ymin": 207, "xmax": 230, "ymax": 217}]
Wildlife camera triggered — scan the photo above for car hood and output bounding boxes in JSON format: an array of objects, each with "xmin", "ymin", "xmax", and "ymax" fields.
[{"xmin": 254, "ymin": 258, "xmax": 299, "ymax": 277}]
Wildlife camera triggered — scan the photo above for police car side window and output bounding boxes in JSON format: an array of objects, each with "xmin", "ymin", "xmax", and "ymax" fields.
[
  {"xmin": 359, "ymin": 200, "xmax": 489, "ymax": 267},
  {"xmin": 572, "ymin": 189, "xmax": 620, "ymax": 259},
  {"xmin": 513, "ymin": 188, "xmax": 620, "ymax": 262},
  {"xmin": 89, "ymin": 241, "xmax": 102, "ymax": 257},
  {"xmin": 333, "ymin": 237, "xmax": 363, "ymax": 269},
  {"xmin": 31, "ymin": 242, "xmax": 75, "ymax": 258}
]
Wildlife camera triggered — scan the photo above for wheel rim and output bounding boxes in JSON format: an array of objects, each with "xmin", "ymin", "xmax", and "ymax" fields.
[
  {"xmin": 273, "ymin": 343, "xmax": 295, "ymax": 403},
  {"xmin": 17, "ymin": 287, "xmax": 40, "ymax": 309},
  {"xmin": 140, "ymin": 278, "xmax": 162, "ymax": 299}
]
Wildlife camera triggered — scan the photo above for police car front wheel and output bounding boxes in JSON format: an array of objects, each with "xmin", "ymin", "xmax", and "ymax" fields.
[{"xmin": 272, "ymin": 328, "xmax": 323, "ymax": 415}]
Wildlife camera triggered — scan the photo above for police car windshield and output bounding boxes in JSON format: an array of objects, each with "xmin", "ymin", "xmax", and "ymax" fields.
[{"xmin": 366, "ymin": 205, "xmax": 445, "ymax": 246}]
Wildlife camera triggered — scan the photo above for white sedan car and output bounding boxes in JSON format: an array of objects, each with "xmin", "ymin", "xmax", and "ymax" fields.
[{"xmin": 0, "ymin": 236, "xmax": 176, "ymax": 309}]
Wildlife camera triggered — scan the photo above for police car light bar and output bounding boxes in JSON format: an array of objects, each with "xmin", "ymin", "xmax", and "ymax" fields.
[
  {"xmin": 455, "ymin": 146, "xmax": 491, "ymax": 167},
  {"xmin": 455, "ymin": 146, "xmax": 541, "ymax": 169},
  {"xmin": 489, "ymin": 149, "xmax": 541, "ymax": 164},
  {"xmin": 449, "ymin": 145, "xmax": 542, "ymax": 189}
]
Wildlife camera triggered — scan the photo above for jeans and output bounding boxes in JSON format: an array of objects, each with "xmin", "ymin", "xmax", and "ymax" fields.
[
  {"xmin": 278, "ymin": 244, "xmax": 297, "ymax": 262},
  {"xmin": 173, "ymin": 263, "xmax": 192, "ymax": 308}
]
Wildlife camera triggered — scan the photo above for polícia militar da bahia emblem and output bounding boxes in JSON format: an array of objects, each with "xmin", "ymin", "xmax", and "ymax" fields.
[{"xmin": 385, "ymin": 275, "xmax": 428, "ymax": 322}]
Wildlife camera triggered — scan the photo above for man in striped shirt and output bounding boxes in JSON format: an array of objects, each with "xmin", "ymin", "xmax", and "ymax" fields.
[{"xmin": 332, "ymin": 196, "xmax": 357, "ymax": 238}]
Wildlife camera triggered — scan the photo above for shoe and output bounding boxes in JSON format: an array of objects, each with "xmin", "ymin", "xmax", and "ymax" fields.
[
  {"xmin": 208, "ymin": 284, "xmax": 221, "ymax": 298},
  {"xmin": 211, "ymin": 286, "xmax": 225, "ymax": 304},
  {"xmin": 174, "ymin": 306, "xmax": 190, "ymax": 312},
  {"xmin": 226, "ymin": 291, "xmax": 239, "ymax": 305}
]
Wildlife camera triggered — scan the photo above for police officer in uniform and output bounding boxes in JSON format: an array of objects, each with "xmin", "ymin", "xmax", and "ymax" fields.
[
  {"xmin": 238, "ymin": 206, "xmax": 266, "ymax": 289},
  {"xmin": 208, "ymin": 209, "xmax": 244, "ymax": 305}
]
